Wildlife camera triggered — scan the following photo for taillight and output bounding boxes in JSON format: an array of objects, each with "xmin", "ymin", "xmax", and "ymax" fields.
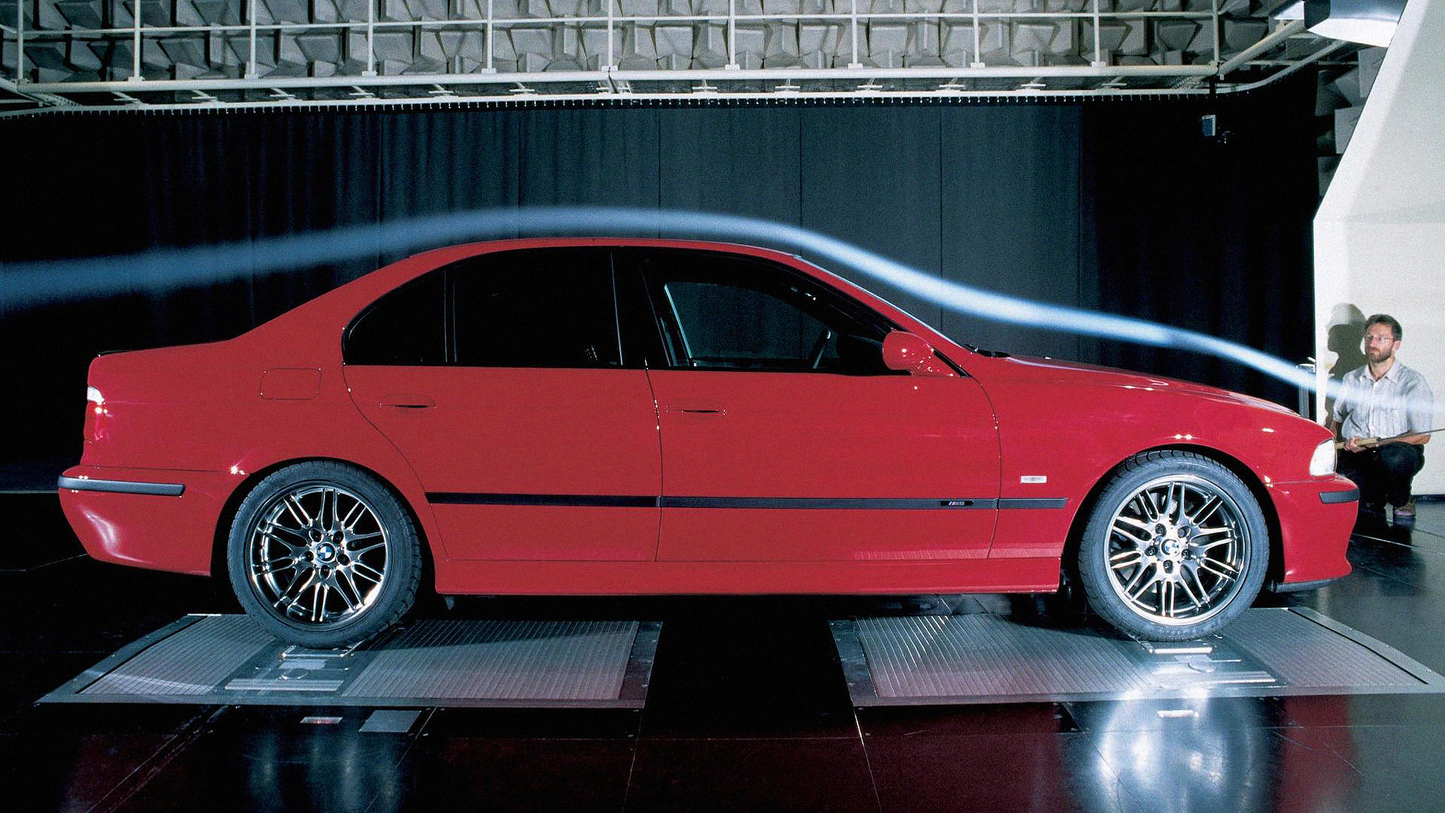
[{"xmin": 83, "ymin": 386, "xmax": 106, "ymax": 442}]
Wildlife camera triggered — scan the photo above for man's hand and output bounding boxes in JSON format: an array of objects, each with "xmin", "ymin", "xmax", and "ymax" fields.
[{"xmin": 1343, "ymin": 437, "xmax": 1366, "ymax": 453}]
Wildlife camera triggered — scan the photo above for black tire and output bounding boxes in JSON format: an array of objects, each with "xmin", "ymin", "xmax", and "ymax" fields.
[
  {"xmin": 227, "ymin": 461, "xmax": 421, "ymax": 648},
  {"xmin": 1077, "ymin": 451, "xmax": 1268, "ymax": 641}
]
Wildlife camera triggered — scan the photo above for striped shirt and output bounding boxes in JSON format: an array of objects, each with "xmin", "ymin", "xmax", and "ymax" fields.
[{"xmin": 1331, "ymin": 361, "xmax": 1434, "ymax": 441}]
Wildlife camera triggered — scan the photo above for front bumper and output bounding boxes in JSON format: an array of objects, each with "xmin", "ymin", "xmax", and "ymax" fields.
[
  {"xmin": 58, "ymin": 465, "xmax": 237, "ymax": 576},
  {"xmin": 1270, "ymin": 475, "xmax": 1358, "ymax": 587}
]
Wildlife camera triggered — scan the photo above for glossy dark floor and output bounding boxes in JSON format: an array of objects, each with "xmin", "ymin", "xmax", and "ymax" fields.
[{"xmin": 5, "ymin": 494, "xmax": 1445, "ymax": 813}]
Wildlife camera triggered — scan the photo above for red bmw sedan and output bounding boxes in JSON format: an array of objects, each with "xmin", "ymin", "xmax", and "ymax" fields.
[{"xmin": 58, "ymin": 239, "xmax": 1357, "ymax": 647}]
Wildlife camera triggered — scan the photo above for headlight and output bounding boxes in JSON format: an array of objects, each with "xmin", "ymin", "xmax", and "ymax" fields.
[{"xmin": 1309, "ymin": 439, "xmax": 1337, "ymax": 476}]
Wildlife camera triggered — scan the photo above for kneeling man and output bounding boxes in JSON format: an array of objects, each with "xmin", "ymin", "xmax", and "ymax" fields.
[{"xmin": 1328, "ymin": 314, "xmax": 1433, "ymax": 524}]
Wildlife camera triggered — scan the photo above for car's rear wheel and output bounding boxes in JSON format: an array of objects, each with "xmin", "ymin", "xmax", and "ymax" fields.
[
  {"xmin": 227, "ymin": 462, "xmax": 420, "ymax": 648},
  {"xmin": 1078, "ymin": 451, "xmax": 1268, "ymax": 641}
]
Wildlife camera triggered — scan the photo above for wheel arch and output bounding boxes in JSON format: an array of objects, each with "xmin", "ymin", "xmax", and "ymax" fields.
[
  {"xmin": 209, "ymin": 456, "xmax": 438, "ymax": 595},
  {"xmin": 1060, "ymin": 443, "xmax": 1284, "ymax": 590}
]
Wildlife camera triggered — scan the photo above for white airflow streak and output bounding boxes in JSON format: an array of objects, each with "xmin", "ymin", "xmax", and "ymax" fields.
[{"xmin": 4, "ymin": 205, "xmax": 1425, "ymax": 415}]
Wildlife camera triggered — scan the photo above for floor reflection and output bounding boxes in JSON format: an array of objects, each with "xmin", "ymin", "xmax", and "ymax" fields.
[
  {"xmin": 4, "ymin": 497, "xmax": 1445, "ymax": 813},
  {"xmin": 1080, "ymin": 695, "xmax": 1359, "ymax": 813}
]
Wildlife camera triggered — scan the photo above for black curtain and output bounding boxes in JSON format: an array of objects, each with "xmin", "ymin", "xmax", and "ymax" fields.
[
  {"xmin": 0, "ymin": 77, "xmax": 1318, "ymax": 468},
  {"xmin": 1081, "ymin": 84, "xmax": 1319, "ymax": 403}
]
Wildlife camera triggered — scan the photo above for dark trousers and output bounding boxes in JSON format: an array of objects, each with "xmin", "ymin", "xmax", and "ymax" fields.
[{"xmin": 1338, "ymin": 444, "xmax": 1426, "ymax": 508}]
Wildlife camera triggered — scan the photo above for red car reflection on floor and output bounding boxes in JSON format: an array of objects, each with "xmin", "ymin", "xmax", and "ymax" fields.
[{"xmin": 58, "ymin": 239, "xmax": 1357, "ymax": 646}]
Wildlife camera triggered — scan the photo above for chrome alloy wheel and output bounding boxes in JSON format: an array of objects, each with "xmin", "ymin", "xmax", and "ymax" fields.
[
  {"xmin": 247, "ymin": 483, "xmax": 390, "ymax": 626},
  {"xmin": 1103, "ymin": 474, "xmax": 1252, "ymax": 626}
]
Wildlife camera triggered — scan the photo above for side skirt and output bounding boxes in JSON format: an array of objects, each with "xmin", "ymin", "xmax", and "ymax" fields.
[{"xmin": 431, "ymin": 557, "xmax": 1062, "ymax": 596}]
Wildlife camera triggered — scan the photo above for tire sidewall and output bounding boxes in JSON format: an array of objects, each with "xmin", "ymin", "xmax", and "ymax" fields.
[
  {"xmin": 227, "ymin": 462, "xmax": 420, "ymax": 648},
  {"xmin": 1078, "ymin": 452, "xmax": 1269, "ymax": 641}
]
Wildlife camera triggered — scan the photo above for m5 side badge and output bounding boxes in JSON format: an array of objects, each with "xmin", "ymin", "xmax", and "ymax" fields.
[{"xmin": 1020, "ymin": 476, "xmax": 1048, "ymax": 484}]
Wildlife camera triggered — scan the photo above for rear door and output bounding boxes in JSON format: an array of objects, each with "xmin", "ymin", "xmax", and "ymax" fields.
[
  {"xmin": 343, "ymin": 247, "xmax": 662, "ymax": 561},
  {"xmin": 623, "ymin": 248, "xmax": 1001, "ymax": 563}
]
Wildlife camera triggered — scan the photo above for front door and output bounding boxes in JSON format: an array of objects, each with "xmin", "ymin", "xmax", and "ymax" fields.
[{"xmin": 626, "ymin": 248, "xmax": 1001, "ymax": 563}]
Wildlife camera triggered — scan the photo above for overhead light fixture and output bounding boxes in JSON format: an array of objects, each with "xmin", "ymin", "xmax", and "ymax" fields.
[{"xmin": 1274, "ymin": 0, "xmax": 1407, "ymax": 47}]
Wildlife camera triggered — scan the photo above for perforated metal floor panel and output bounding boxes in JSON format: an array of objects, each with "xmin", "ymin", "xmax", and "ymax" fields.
[
  {"xmin": 832, "ymin": 607, "xmax": 1445, "ymax": 705},
  {"xmin": 42, "ymin": 615, "xmax": 659, "ymax": 708}
]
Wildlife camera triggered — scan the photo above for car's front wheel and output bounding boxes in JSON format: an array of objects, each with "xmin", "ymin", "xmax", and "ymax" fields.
[
  {"xmin": 227, "ymin": 461, "xmax": 421, "ymax": 648},
  {"xmin": 1078, "ymin": 451, "xmax": 1268, "ymax": 641}
]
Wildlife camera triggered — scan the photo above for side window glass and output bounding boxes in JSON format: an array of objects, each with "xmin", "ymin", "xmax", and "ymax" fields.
[
  {"xmin": 641, "ymin": 252, "xmax": 897, "ymax": 375},
  {"xmin": 663, "ymin": 281, "xmax": 828, "ymax": 370},
  {"xmin": 452, "ymin": 249, "xmax": 622, "ymax": 369},
  {"xmin": 344, "ymin": 271, "xmax": 446, "ymax": 365}
]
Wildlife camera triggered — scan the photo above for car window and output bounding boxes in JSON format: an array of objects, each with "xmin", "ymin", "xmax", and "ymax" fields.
[
  {"xmin": 451, "ymin": 248, "xmax": 621, "ymax": 369},
  {"xmin": 637, "ymin": 250, "xmax": 897, "ymax": 375},
  {"xmin": 344, "ymin": 270, "xmax": 447, "ymax": 365}
]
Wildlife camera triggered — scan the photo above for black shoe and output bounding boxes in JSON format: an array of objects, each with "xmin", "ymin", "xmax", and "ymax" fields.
[{"xmin": 1393, "ymin": 499, "xmax": 1417, "ymax": 526}]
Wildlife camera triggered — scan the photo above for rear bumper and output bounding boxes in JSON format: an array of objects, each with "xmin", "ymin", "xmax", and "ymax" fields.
[
  {"xmin": 58, "ymin": 465, "xmax": 237, "ymax": 576},
  {"xmin": 1271, "ymin": 476, "xmax": 1358, "ymax": 587}
]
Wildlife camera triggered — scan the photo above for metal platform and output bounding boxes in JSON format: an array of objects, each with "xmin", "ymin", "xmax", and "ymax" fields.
[
  {"xmin": 832, "ymin": 607, "xmax": 1445, "ymax": 706},
  {"xmin": 42, "ymin": 615, "xmax": 660, "ymax": 709}
]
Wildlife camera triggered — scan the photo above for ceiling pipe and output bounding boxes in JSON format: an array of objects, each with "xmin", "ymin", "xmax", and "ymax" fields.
[{"xmin": 20, "ymin": 63, "xmax": 1221, "ymax": 96}]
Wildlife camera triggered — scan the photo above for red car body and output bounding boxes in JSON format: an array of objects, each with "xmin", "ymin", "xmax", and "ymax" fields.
[{"xmin": 58, "ymin": 238, "xmax": 1356, "ymax": 639}]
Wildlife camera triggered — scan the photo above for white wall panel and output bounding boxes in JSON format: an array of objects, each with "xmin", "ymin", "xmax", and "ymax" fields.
[{"xmin": 1315, "ymin": 0, "xmax": 1445, "ymax": 493}]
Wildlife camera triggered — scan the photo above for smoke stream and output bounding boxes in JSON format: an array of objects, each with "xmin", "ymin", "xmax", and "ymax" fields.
[{"xmin": 2, "ymin": 206, "xmax": 1420, "ymax": 417}]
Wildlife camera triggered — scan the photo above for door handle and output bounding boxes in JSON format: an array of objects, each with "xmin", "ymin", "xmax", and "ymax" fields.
[
  {"xmin": 378, "ymin": 394, "xmax": 436, "ymax": 409},
  {"xmin": 664, "ymin": 404, "xmax": 726, "ymax": 416}
]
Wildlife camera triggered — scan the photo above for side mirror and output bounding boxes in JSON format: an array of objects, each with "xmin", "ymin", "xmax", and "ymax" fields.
[{"xmin": 881, "ymin": 331, "xmax": 957, "ymax": 378}]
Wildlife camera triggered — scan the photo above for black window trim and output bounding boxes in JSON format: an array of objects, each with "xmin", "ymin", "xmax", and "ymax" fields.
[
  {"xmin": 609, "ymin": 254, "xmax": 627, "ymax": 368},
  {"xmin": 341, "ymin": 244, "xmax": 969, "ymax": 378},
  {"xmin": 443, "ymin": 265, "xmax": 456, "ymax": 365}
]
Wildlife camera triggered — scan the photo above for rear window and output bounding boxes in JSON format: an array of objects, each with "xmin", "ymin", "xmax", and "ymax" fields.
[
  {"xmin": 343, "ymin": 247, "xmax": 621, "ymax": 369},
  {"xmin": 344, "ymin": 271, "xmax": 446, "ymax": 366},
  {"xmin": 452, "ymin": 249, "xmax": 620, "ymax": 369}
]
